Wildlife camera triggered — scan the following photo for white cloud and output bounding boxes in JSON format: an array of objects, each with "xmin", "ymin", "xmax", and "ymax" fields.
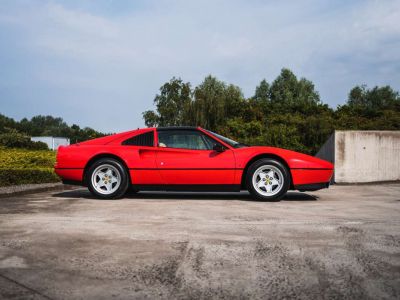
[{"xmin": 0, "ymin": 0, "xmax": 399, "ymax": 132}]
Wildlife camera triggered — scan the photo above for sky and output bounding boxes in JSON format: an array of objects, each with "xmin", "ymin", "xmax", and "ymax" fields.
[{"xmin": 0, "ymin": 0, "xmax": 399, "ymax": 132}]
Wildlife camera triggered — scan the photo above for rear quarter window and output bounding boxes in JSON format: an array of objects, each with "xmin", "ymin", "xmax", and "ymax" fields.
[{"xmin": 122, "ymin": 131, "xmax": 154, "ymax": 146}]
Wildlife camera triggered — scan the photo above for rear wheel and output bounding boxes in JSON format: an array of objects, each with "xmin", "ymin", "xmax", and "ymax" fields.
[
  {"xmin": 87, "ymin": 158, "xmax": 129, "ymax": 199},
  {"xmin": 246, "ymin": 158, "xmax": 290, "ymax": 201}
]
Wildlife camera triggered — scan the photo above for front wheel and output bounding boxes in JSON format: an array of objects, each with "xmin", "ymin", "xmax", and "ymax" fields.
[
  {"xmin": 246, "ymin": 158, "xmax": 290, "ymax": 201},
  {"xmin": 87, "ymin": 158, "xmax": 129, "ymax": 199}
]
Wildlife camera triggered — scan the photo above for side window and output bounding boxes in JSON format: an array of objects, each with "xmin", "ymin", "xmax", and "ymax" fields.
[
  {"xmin": 122, "ymin": 131, "xmax": 154, "ymax": 146},
  {"xmin": 157, "ymin": 130, "xmax": 218, "ymax": 150}
]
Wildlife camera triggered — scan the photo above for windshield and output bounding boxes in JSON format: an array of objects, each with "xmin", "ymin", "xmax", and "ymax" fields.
[{"xmin": 206, "ymin": 130, "xmax": 248, "ymax": 148}]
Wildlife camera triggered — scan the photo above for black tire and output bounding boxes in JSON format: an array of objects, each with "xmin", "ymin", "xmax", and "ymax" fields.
[
  {"xmin": 86, "ymin": 158, "xmax": 130, "ymax": 199},
  {"xmin": 246, "ymin": 158, "xmax": 290, "ymax": 201}
]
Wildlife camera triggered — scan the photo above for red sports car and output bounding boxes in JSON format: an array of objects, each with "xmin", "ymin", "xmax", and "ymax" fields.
[{"xmin": 55, "ymin": 127, "xmax": 333, "ymax": 201}]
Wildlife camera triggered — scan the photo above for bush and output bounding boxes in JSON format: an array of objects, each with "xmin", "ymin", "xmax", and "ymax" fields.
[
  {"xmin": 28, "ymin": 140, "xmax": 49, "ymax": 150},
  {"xmin": 0, "ymin": 147, "xmax": 56, "ymax": 168},
  {"xmin": 0, "ymin": 168, "xmax": 59, "ymax": 187},
  {"xmin": 0, "ymin": 129, "xmax": 49, "ymax": 150},
  {"xmin": 0, "ymin": 147, "xmax": 59, "ymax": 187}
]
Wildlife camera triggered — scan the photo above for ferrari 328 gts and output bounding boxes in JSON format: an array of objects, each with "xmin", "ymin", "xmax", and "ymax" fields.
[{"xmin": 55, "ymin": 127, "xmax": 333, "ymax": 201}]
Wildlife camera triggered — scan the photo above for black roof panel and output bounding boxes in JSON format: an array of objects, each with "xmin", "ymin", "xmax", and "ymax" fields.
[{"xmin": 157, "ymin": 126, "xmax": 198, "ymax": 131}]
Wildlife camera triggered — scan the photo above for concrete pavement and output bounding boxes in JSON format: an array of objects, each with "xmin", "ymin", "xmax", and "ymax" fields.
[{"xmin": 0, "ymin": 184, "xmax": 399, "ymax": 299}]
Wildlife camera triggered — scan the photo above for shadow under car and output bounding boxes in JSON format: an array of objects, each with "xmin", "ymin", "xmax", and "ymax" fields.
[{"xmin": 52, "ymin": 188, "xmax": 318, "ymax": 202}]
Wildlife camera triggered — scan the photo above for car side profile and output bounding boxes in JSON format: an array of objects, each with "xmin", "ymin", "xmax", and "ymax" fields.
[{"xmin": 55, "ymin": 127, "xmax": 333, "ymax": 201}]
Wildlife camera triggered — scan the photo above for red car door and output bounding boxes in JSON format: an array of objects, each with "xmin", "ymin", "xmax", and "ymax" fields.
[
  {"xmin": 155, "ymin": 128, "xmax": 236, "ymax": 185},
  {"xmin": 119, "ymin": 129, "xmax": 163, "ymax": 184}
]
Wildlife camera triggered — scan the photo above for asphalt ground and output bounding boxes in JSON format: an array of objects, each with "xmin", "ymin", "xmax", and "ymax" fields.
[{"xmin": 0, "ymin": 184, "xmax": 399, "ymax": 299}]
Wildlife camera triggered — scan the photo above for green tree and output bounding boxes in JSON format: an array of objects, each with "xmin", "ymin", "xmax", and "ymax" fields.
[
  {"xmin": 253, "ymin": 79, "xmax": 270, "ymax": 103},
  {"xmin": 141, "ymin": 70, "xmax": 400, "ymax": 155},
  {"xmin": 219, "ymin": 118, "xmax": 265, "ymax": 146},
  {"xmin": 336, "ymin": 85, "xmax": 400, "ymax": 131},
  {"xmin": 191, "ymin": 75, "xmax": 228, "ymax": 130},
  {"xmin": 0, "ymin": 128, "xmax": 48, "ymax": 150},
  {"xmin": 269, "ymin": 68, "xmax": 321, "ymax": 114},
  {"xmin": 143, "ymin": 77, "xmax": 192, "ymax": 127},
  {"xmin": 0, "ymin": 114, "xmax": 17, "ymax": 133},
  {"xmin": 142, "ymin": 110, "xmax": 160, "ymax": 127},
  {"xmin": 191, "ymin": 75, "xmax": 246, "ymax": 130},
  {"xmin": 0, "ymin": 114, "xmax": 105, "ymax": 144},
  {"xmin": 348, "ymin": 85, "xmax": 400, "ymax": 111}
]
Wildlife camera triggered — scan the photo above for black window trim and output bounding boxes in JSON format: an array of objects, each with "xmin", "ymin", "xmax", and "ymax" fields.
[{"xmin": 156, "ymin": 128, "xmax": 223, "ymax": 151}]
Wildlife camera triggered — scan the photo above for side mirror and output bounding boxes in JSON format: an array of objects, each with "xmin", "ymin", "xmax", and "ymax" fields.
[{"xmin": 213, "ymin": 144, "xmax": 225, "ymax": 152}]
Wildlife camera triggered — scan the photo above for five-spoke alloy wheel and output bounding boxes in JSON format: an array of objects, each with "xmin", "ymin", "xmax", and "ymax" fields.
[
  {"xmin": 87, "ymin": 158, "xmax": 129, "ymax": 199},
  {"xmin": 246, "ymin": 158, "xmax": 290, "ymax": 201},
  {"xmin": 91, "ymin": 164, "xmax": 121, "ymax": 195}
]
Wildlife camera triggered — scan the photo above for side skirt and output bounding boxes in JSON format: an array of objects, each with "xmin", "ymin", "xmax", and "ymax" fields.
[
  {"xmin": 294, "ymin": 182, "xmax": 330, "ymax": 192},
  {"xmin": 131, "ymin": 184, "xmax": 241, "ymax": 192}
]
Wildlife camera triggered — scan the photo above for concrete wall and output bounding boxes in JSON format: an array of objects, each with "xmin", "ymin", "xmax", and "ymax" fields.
[
  {"xmin": 316, "ymin": 133, "xmax": 334, "ymax": 164},
  {"xmin": 315, "ymin": 133, "xmax": 335, "ymax": 183},
  {"xmin": 335, "ymin": 131, "xmax": 400, "ymax": 183},
  {"xmin": 316, "ymin": 131, "xmax": 400, "ymax": 183}
]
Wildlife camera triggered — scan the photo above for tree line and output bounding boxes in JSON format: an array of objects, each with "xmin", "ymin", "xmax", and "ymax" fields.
[
  {"xmin": 1, "ymin": 68, "xmax": 398, "ymax": 153},
  {"xmin": 0, "ymin": 114, "xmax": 105, "ymax": 149},
  {"xmin": 143, "ymin": 68, "xmax": 400, "ymax": 154}
]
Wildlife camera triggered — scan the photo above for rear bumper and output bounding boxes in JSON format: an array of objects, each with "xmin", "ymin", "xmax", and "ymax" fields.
[
  {"xmin": 294, "ymin": 182, "xmax": 330, "ymax": 192},
  {"xmin": 54, "ymin": 168, "xmax": 84, "ymax": 183}
]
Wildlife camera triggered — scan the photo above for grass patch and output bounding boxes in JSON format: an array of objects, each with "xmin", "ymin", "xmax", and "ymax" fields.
[{"xmin": 0, "ymin": 147, "xmax": 59, "ymax": 187}]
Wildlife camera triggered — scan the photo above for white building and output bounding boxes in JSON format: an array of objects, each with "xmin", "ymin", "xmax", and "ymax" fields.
[{"xmin": 31, "ymin": 136, "xmax": 70, "ymax": 150}]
